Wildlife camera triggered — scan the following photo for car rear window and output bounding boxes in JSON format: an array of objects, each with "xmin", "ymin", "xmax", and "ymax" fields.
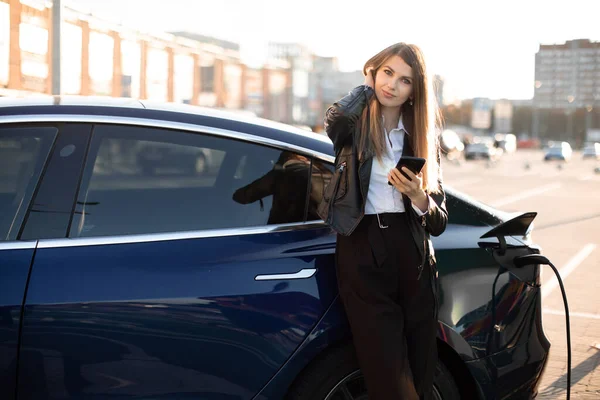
[{"xmin": 69, "ymin": 124, "xmax": 312, "ymax": 237}]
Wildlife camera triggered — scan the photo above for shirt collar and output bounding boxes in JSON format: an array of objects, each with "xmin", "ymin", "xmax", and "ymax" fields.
[{"xmin": 382, "ymin": 114, "xmax": 410, "ymax": 135}]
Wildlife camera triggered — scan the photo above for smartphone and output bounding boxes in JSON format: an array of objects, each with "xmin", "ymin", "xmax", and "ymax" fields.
[{"xmin": 388, "ymin": 156, "xmax": 426, "ymax": 184}]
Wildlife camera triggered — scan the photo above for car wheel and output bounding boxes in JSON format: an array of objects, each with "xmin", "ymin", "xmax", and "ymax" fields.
[
  {"xmin": 432, "ymin": 360, "xmax": 461, "ymax": 400},
  {"xmin": 286, "ymin": 343, "xmax": 461, "ymax": 400}
]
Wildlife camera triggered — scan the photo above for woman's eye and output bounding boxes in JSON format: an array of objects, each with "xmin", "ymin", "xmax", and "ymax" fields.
[
  {"xmin": 385, "ymin": 70, "xmax": 393, "ymax": 76},
  {"xmin": 403, "ymin": 79, "xmax": 412, "ymax": 84}
]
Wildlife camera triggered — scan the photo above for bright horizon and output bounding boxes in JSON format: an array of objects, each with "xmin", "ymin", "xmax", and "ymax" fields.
[{"xmin": 70, "ymin": 0, "xmax": 600, "ymax": 102}]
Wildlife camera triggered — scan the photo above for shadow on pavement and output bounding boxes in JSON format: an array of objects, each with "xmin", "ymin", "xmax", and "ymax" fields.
[{"xmin": 538, "ymin": 347, "xmax": 600, "ymax": 398}]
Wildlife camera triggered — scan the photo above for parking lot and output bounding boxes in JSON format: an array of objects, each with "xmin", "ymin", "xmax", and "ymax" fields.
[{"xmin": 443, "ymin": 149, "xmax": 600, "ymax": 399}]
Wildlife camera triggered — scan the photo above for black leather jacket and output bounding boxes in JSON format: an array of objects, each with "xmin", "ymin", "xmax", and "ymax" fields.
[{"xmin": 317, "ymin": 85, "xmax": 448, "ymax": 271}]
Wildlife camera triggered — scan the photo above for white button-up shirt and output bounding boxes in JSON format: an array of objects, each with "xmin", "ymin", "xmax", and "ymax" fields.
[{"xmin": 365, "ymin": 117, "xmax": 427, "ymax": 216}]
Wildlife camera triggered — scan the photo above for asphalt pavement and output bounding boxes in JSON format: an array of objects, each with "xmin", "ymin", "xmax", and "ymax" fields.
[{"xmin": 443, "ymin": 149, "xmax": 600, "ymax": 399}]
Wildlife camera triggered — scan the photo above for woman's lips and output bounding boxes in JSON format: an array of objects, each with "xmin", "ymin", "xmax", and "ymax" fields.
[{"xmin": 382, "ymin": 90, "xmax": 395, "ymax": 98}]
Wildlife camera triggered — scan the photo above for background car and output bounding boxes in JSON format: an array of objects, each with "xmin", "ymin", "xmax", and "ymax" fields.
[
  {"xmin": 440, "ymin": 129, "xmax": 465, "ymax": 161},
  {"xmin": 0, "ymin": 97, "xmax": 550, "ymax": 400},
  {"xmin": 544, "ymin": 141, "xmax": 572, "ymax": 161},
  {"xmin": 464, "ymin": 139, "xmax": 501, "ymax": 160},
  {"xmin": 582, "ymin": 142, "xmax": 600, "ymax": 160}
]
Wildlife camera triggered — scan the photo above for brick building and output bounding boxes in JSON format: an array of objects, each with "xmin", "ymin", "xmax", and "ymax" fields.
[{"xmin": 0, "ymin": 0, "xmax": 294, "ymax": 122}]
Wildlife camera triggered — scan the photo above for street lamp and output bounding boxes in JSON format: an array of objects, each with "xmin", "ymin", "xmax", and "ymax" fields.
[
  {"xmin": 566, "ymin": 95, "xmax": 575, "ymax": 142},
  {"xmin": 532, "ymin": 81, "xmax": 542, "ymax": 139},
  {"xmin": 51, "ymin": 0, "xmax": 63, "ymax": 95},
  {"xmin": 585, "ymin": 105, "xmax": 593, "ymax": 143}
]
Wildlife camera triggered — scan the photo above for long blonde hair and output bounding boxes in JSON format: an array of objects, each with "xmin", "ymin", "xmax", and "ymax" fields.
[{"xmin": 358, "ymin": 43, "xmax": 443, "ymax": 193}]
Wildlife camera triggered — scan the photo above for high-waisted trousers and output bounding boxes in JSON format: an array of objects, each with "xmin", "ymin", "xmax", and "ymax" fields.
[{"xmin": 336, "ymin": 212, "xmax": 438, "ymax": 400}]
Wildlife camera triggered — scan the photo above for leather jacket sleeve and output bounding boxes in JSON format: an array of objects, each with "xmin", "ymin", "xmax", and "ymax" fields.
[
  {"xmin": 232, "ymin": 169, "xmax": 276, "ymax": 204},
  {"xmin": 425, "ymin": 184, "xmax": 447, "ymax": 237},
  {"xmin": 324, "ymin": 85, "xmax": 374, "ymax": 151},
  {"xmin": 423, "ymin": 148, "xmax": 448, "ymax": 237}
]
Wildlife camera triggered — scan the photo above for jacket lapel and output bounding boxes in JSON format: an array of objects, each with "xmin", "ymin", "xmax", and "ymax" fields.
[
  {"xmin": 402, "ymin": 130, "xmax": 414, "ymax": 157},
  {"xmin": 402, "ymin": 131, "xmax": 415, "ymax": 209}
]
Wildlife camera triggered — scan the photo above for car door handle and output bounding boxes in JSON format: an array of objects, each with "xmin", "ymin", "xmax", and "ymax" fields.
[{"xmin": 254, "ymin": 268, "xmax": 317, "ymax": 281}]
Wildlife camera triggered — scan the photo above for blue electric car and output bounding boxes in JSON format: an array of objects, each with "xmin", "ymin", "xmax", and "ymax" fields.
[{"xmin": 0, "ymin": 97, "xmax": 550, "ymax": 400}]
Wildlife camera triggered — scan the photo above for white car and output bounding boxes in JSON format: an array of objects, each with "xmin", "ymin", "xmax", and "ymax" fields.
[
  {"xmin": 582, "ymin": 142, "xmax": 600, "ymax": 160},
  {"xmin": 544, "ymin": 141, "xmax": 572, "ymax": 161}
]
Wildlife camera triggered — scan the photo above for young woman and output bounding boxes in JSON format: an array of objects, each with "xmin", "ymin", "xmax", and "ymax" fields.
[{"xmin": 318, "ymin": 42, "xmax": 448, "ymax": 400}]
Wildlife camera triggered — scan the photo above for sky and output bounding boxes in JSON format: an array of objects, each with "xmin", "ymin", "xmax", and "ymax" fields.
[{"xmin": 69, "ymin": 0, "xmax": 600, "ymax": 102}]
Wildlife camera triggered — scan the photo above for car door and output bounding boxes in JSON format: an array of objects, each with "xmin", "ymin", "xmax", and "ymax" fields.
[
  {"xmin": 0, "ymin": 125, "xmax": 58, "ymax": 400},
  {"xmin": 18, "ymin": 122, "xmax": 338, "ymax": 400}
]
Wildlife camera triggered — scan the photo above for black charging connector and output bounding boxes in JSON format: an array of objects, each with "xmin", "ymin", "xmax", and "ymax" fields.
[{"xmin": 513, "ymin": 254, "xmax": 571, "ymax": 400}]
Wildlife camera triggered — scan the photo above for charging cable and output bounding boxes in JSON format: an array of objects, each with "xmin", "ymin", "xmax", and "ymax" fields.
[{"xmin": 513, "ymin": 254, "xmax": 571, "ymax": 400}]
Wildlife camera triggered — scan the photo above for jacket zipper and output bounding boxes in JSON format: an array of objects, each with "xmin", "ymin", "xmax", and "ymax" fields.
[
  {"xmin": 430, "ymin": 256, "xmax": 439, "ymax": 320},
  {"xmin": 326, "ymin": 161, "xmax": 346, "ymax": 221},
  {"xmin": 354, "ymin": 158, "xmax": 368, "ymax": 232},
  {"xmin": 416, "ymin": 214, "xmax": 427, "ymax": 279}
]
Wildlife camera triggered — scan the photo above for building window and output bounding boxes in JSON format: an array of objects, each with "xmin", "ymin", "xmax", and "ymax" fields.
[
  {"xmin": 174, "ymin": 54, "xmax": 194, "ymax": 103},
  {"xmin": 88, "ymin": 32, "xmax": 114, "ymax": 96},
  {"xmin": 121, "ymin": 41, "xmax": 141, "ymax": 98},
  {"xmin": 201, "ymin": 65, "xmax": 215, "ymax": 92}
]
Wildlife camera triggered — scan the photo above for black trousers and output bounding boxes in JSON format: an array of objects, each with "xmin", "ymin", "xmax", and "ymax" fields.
[{"xmin": 336, "ymin": 212, "xmax": 438, "ymax": 400}]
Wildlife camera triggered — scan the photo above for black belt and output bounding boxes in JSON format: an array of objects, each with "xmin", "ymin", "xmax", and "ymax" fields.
[{"xmin": 364, "ymin": 212, "xmax": 406, "ymax": 229}]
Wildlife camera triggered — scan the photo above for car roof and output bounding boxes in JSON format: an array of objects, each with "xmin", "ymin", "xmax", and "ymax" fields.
[
  {"xmin": 0, "ymin": 95, "xmax": 146, "ymax": 109},
  {"xmin": 0, "ymin": 95, "xmax": 334, "ymax": 157}
]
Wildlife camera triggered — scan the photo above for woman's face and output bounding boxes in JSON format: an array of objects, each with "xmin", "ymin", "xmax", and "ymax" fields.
[{"xmin": 374, "ymin": 55, "xmax": 414, "ymax": 109}]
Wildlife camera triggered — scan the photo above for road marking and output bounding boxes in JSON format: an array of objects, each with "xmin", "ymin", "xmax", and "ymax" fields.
[
  {"xmin": 543, "ymin": 308, "xmax": 600, "ymax": 320},
  {"xmin": 542, "ymin": 243, "xmax": 597, "ymax": 299},
  {"xmin": 490, "ymin": 183, "xmax": 562, "ymax": 208},
  {"xmin": 579, "ymin": 174, "xmax": 600, "ymax": 181}
]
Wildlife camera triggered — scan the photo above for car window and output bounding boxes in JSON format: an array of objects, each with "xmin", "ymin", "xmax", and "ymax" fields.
[
  {"xmin": 69, "ymin": 124, "xmax": 311, "ymax": 237},
  {"xmin": 307, "ymin": 159, "xmax": 333, "ymax": 221},
  {"xmin": 0, "ymin": 126, "xmax": 57, "ymax": 241}
]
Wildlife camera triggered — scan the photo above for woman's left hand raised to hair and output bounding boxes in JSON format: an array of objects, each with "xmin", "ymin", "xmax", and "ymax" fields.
[{"xmin": 388, "ymin": 167, "xmax": 428, "ymax": 212}]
